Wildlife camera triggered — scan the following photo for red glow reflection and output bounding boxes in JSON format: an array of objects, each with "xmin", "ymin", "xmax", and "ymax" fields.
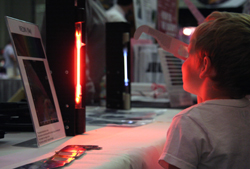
[{"xmin": 75, "ymin": 22, "xmax": 85, "ymax": 108}]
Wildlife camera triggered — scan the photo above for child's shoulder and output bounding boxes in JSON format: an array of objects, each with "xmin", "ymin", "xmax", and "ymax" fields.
[
  {"xmin": 174, "ymin": 103, "xmax": 200, "ymax": 118},
  {"xmin": 174, "ymin": 98, "xmax": 250, "ymax": 120}
]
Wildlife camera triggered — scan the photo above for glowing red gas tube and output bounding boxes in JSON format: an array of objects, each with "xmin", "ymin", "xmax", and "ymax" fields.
[{"xmin": 75, "ymin": 22, "xmax": 85, "ymax": 108}]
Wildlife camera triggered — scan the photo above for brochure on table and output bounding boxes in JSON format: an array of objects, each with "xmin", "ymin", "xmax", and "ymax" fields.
[{"xmin": 5, "ymin": 16, "xmax": 66, "ymax": 147}]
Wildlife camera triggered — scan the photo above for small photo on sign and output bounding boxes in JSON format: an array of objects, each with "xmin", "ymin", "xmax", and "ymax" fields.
[
  {"xmin": 11, "ymin": 33, "xmax": 45, "ymax": 58},
  {"xmin": 23, "ymin": 60, "xmax": 59, "ymax": 126}
]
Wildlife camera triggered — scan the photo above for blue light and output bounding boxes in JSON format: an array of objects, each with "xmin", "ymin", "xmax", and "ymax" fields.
[{"xmin": 123, "ymin": 47, "xmax": 129, "ymax": 87}]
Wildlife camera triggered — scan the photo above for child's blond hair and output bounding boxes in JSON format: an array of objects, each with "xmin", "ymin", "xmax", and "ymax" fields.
[{"xmin": 192, "ymin": 11, "xmax": 250, "ymax": 98}]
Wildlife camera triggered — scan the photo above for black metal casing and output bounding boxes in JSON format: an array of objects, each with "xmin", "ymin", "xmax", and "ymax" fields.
[
  {"xmin": 46, "ymin": 0, "xmax": 85, "ymax": 136},
  {"xmin": 106, "ymin": 22, "xmax": 131, "ymax": 110}
]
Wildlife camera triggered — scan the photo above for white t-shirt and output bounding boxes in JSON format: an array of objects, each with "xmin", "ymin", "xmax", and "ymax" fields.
[
  {"xmin": 106, "ymin": 4, "xmax": 127, "ymax": 22},
  {"xmin": 159, "ymin": 98, "xmax": 250, "ymax": 169},
  {"xmin": 3, "ymin": 44, "xmax": 15, "ymax": 68}
]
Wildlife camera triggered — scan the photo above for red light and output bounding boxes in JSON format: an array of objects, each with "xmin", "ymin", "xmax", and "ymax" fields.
[{"xmin": 75, "ymin": 22, "xmax": 85, "ymax": 108}]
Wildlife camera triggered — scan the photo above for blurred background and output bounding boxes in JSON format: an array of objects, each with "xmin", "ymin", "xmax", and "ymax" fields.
[{"xmin": 0, "ymin": 0, "xmax": 247, "ymax": 104}]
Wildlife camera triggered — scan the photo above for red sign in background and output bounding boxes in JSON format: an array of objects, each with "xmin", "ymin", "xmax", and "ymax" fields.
[{"xmin": 157, "ymin": 0, "xmax": 179, "ymax": 38}]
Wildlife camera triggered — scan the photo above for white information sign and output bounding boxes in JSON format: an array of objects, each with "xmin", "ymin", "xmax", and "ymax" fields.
[
  {"xmin": 5, "ymin": 16, "xmax": 66, "ymax": 147},
  {"xmin": 133, "ymin": 0, "xmax": 157, "ymax": 40},
  {"xmin": 158, "ymin": 48, "xmax": 193, "ymax": 107}
]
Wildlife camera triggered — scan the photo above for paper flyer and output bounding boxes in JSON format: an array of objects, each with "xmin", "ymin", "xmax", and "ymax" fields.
[{"xmin": 5, "ymin": 16, "xmax": 66, "ymax": 147}]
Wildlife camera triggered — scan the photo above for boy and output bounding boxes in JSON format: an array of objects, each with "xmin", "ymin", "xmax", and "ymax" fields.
[{"xmin": 158, "ymin": 11, "xmax": 250, "ymax": 169}]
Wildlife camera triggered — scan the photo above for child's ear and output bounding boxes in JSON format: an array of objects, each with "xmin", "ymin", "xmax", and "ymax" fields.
[{"xmin": 199, "ymin": 56, "xmax": 216, "ymax": 79}]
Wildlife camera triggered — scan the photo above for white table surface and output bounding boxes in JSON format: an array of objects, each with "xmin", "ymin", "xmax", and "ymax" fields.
[{"xmin": 0, "ymin": 108, "xmax": 182, "ymax": 169}]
